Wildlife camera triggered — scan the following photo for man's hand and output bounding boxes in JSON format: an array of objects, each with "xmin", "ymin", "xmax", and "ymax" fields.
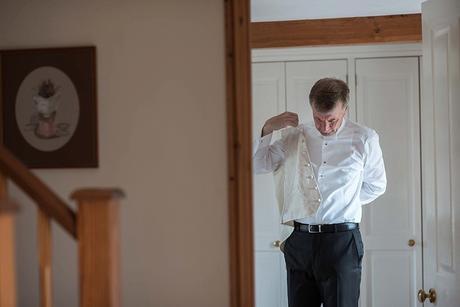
[{"xmin": 261, "ymin": 112, "xmax": 299, "ymax": 137}]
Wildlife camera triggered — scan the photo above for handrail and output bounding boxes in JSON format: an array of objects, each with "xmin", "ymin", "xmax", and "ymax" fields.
[{"xmin": 0, "ymin": 146, "xmax": 77, "ymax": 238}]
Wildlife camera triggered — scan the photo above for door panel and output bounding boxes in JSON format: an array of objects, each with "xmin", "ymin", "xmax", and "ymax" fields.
[
  {"xmin": 356, "ymin": 57, "xmax": 422, "ymax": 307},
  {"xmin": 422, "ymin": 0, "xmax": 460, "ymax": 305},
  {"xmin": 369, "ymin": 252, "xmax": 413, "ymax": 307},
  {"xmin": 252, "ymin": 62, "xmax": 286, "ymax": 307},
  {"xmin": 254, "ymin": 253, "xmax": 286, "ymax": 307}
]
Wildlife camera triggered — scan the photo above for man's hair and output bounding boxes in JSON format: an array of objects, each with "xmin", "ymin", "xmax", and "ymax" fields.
[{"xmin": 309, "ymin": 78, "xmax": 349, "ymax": 113}]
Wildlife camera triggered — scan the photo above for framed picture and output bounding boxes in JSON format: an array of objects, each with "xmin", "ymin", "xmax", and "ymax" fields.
[{"xmin": 0, "ymin": 46, "xmax": 98, "ymax": 168}]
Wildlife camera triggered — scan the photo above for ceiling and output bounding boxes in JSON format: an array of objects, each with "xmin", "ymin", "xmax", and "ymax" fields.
[{"xmin": 251, "ymin": 0, "xmax": 425, "ymax": 22}]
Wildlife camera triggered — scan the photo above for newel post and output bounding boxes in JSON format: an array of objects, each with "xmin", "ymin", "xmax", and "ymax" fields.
[
  {"xmin": 0, "ymin": 173, "xmax": 18, "ymax": 307},
  {"xmin": 71, "ymin": 188, "xmax": 124, "ymax": 307}
]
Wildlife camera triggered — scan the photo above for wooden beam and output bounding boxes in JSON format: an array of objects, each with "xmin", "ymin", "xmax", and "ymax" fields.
[
  {"xmin": 225, "ymin": 0, "xmax": 254, "ymax": 307},
  {"xmin": 251, "ymin": 14, "xmax": 422, "ymax": 48}
]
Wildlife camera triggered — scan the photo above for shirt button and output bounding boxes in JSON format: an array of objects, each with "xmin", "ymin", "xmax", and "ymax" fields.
[
  {"xmin": 323, "ymin": 161, "xmax": 326, "ymax": 164},
  {"xmin": 317, "ymin": 198, "xmax": 321, "ymax": 202}
]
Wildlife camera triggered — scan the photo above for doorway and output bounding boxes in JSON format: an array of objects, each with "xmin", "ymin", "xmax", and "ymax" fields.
[
  {"xmin": 225, "ymin": 1, "xmax": 460, "ymax": 306},
  {"xmin": 251, "ymin": 47, "xmax": 423, "ymax": 307}
]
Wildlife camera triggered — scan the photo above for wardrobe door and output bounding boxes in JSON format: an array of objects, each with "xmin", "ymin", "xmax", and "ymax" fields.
[
  {"xmin": 356, "ymin": 57, "xmax": 422, "ymax": 307},
  {"xmin": 252, "ymin": 62, "xmax": 287, "ymax": 307},
  {"xmin": 421, "ymin": 0, "xmax": 460, "ymax": 305},
  {"xmin": 286, "ymin": 60, "xmax": 348, "ymax": 123}
]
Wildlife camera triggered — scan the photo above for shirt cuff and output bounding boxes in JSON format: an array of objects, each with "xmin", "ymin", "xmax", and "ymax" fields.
[
  {"xmin": 258, "ymin": 132, "xmax": 273, "ymax": 147},
  {"xmin": 257, "ymin": 132, "xmax": 273, "ymax": 147},
  {"xmin": 252, "ymin": 132, "xmax": 273, "ymax": 157}
]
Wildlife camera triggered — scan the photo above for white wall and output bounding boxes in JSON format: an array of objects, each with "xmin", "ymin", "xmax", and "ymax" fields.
[
  {"xmin": 0, "ymin": 0, "xmax": 229, "ymax": 306},
  {"xmin": 252, "ymin": 0, "xmax": 424, "ymax": 21}
]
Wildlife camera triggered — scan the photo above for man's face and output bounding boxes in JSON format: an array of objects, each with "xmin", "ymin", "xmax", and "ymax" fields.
[{"xmin": 312, "ymin": 101, "xmax": 347, "ymax": 136}]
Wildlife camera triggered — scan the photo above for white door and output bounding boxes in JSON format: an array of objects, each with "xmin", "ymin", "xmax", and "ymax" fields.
[
  {"xmin": 356, "ymin": 57, "xmax": 422, "ymax": 307},
  {"xmin": 421, "ymin": 0, "xmax": 460, "ymax": 305},
  {"xmin": 286, "ymin": 60, "xmax": 349, "ymax": 122},
  {"xmin": 252, "ymin": 62, "xmax": 287, "ymax": 307}
]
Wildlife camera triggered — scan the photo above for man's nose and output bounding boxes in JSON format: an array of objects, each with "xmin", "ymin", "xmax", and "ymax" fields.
[{"xmin": 321, "ymin": 122, "xmax": 332, "ymax": 132}]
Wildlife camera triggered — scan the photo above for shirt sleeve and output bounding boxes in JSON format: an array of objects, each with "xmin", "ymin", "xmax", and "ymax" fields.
[
  {"xmin": 252, "ymin": 131, "xmax": 286, "ymax": 174},
  {"xmin": 360, "ymin": 130, "xmax": 387, "ymax": 205}
]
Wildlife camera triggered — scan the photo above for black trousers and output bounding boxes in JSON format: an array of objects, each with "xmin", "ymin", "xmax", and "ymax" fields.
[{"xmin": 282, "ymin": 227, "xmax": 364, "ymax": 307}]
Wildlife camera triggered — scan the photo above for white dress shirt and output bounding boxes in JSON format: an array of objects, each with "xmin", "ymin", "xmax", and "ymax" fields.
[{"xmin": 253, "ymin": 118, "xmax": 387, "ymax": 225}]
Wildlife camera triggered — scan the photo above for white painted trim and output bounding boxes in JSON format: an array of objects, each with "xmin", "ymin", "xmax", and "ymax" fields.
[{"xmin": 252, "ymin": 43, "xmax": 422, "ymax": 62}]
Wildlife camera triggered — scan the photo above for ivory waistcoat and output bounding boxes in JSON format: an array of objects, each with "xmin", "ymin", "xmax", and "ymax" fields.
[{"xmin": 273, "ymin": 126, "xmax": 322, "ymax": 226}]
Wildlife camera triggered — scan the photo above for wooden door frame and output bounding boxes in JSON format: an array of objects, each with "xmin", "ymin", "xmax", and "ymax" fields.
[{"xmin": 225, "ymin": 1, "xmax": 254, "ymax": 307}]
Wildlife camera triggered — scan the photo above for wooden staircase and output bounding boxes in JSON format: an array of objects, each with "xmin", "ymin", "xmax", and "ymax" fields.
[{"xmin": 0, "ymin": 145, "xmax": 124, "ymax": 307}]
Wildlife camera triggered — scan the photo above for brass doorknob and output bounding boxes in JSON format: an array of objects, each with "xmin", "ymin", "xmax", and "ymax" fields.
[
  {"xmin": 272, "ymin": 240, "xmax": 281, "ymax": 248},
  {"xmin": 408, "ymin": 239, "xmax": 416, "ymax": 247},
  {"xmin": 417, "ymin": 288, "xmax": 437, "ymax": 303}
]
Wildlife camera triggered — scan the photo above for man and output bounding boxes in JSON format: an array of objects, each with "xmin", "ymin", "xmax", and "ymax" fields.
[{"xmin": 253, "ymin": 78, "xmax": 386, "ymax": 307}]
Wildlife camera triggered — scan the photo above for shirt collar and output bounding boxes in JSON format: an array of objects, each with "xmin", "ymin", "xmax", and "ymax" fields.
[{"xmin": 335, "ymin": 116, "xmax": 347, "ymax": 135}]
